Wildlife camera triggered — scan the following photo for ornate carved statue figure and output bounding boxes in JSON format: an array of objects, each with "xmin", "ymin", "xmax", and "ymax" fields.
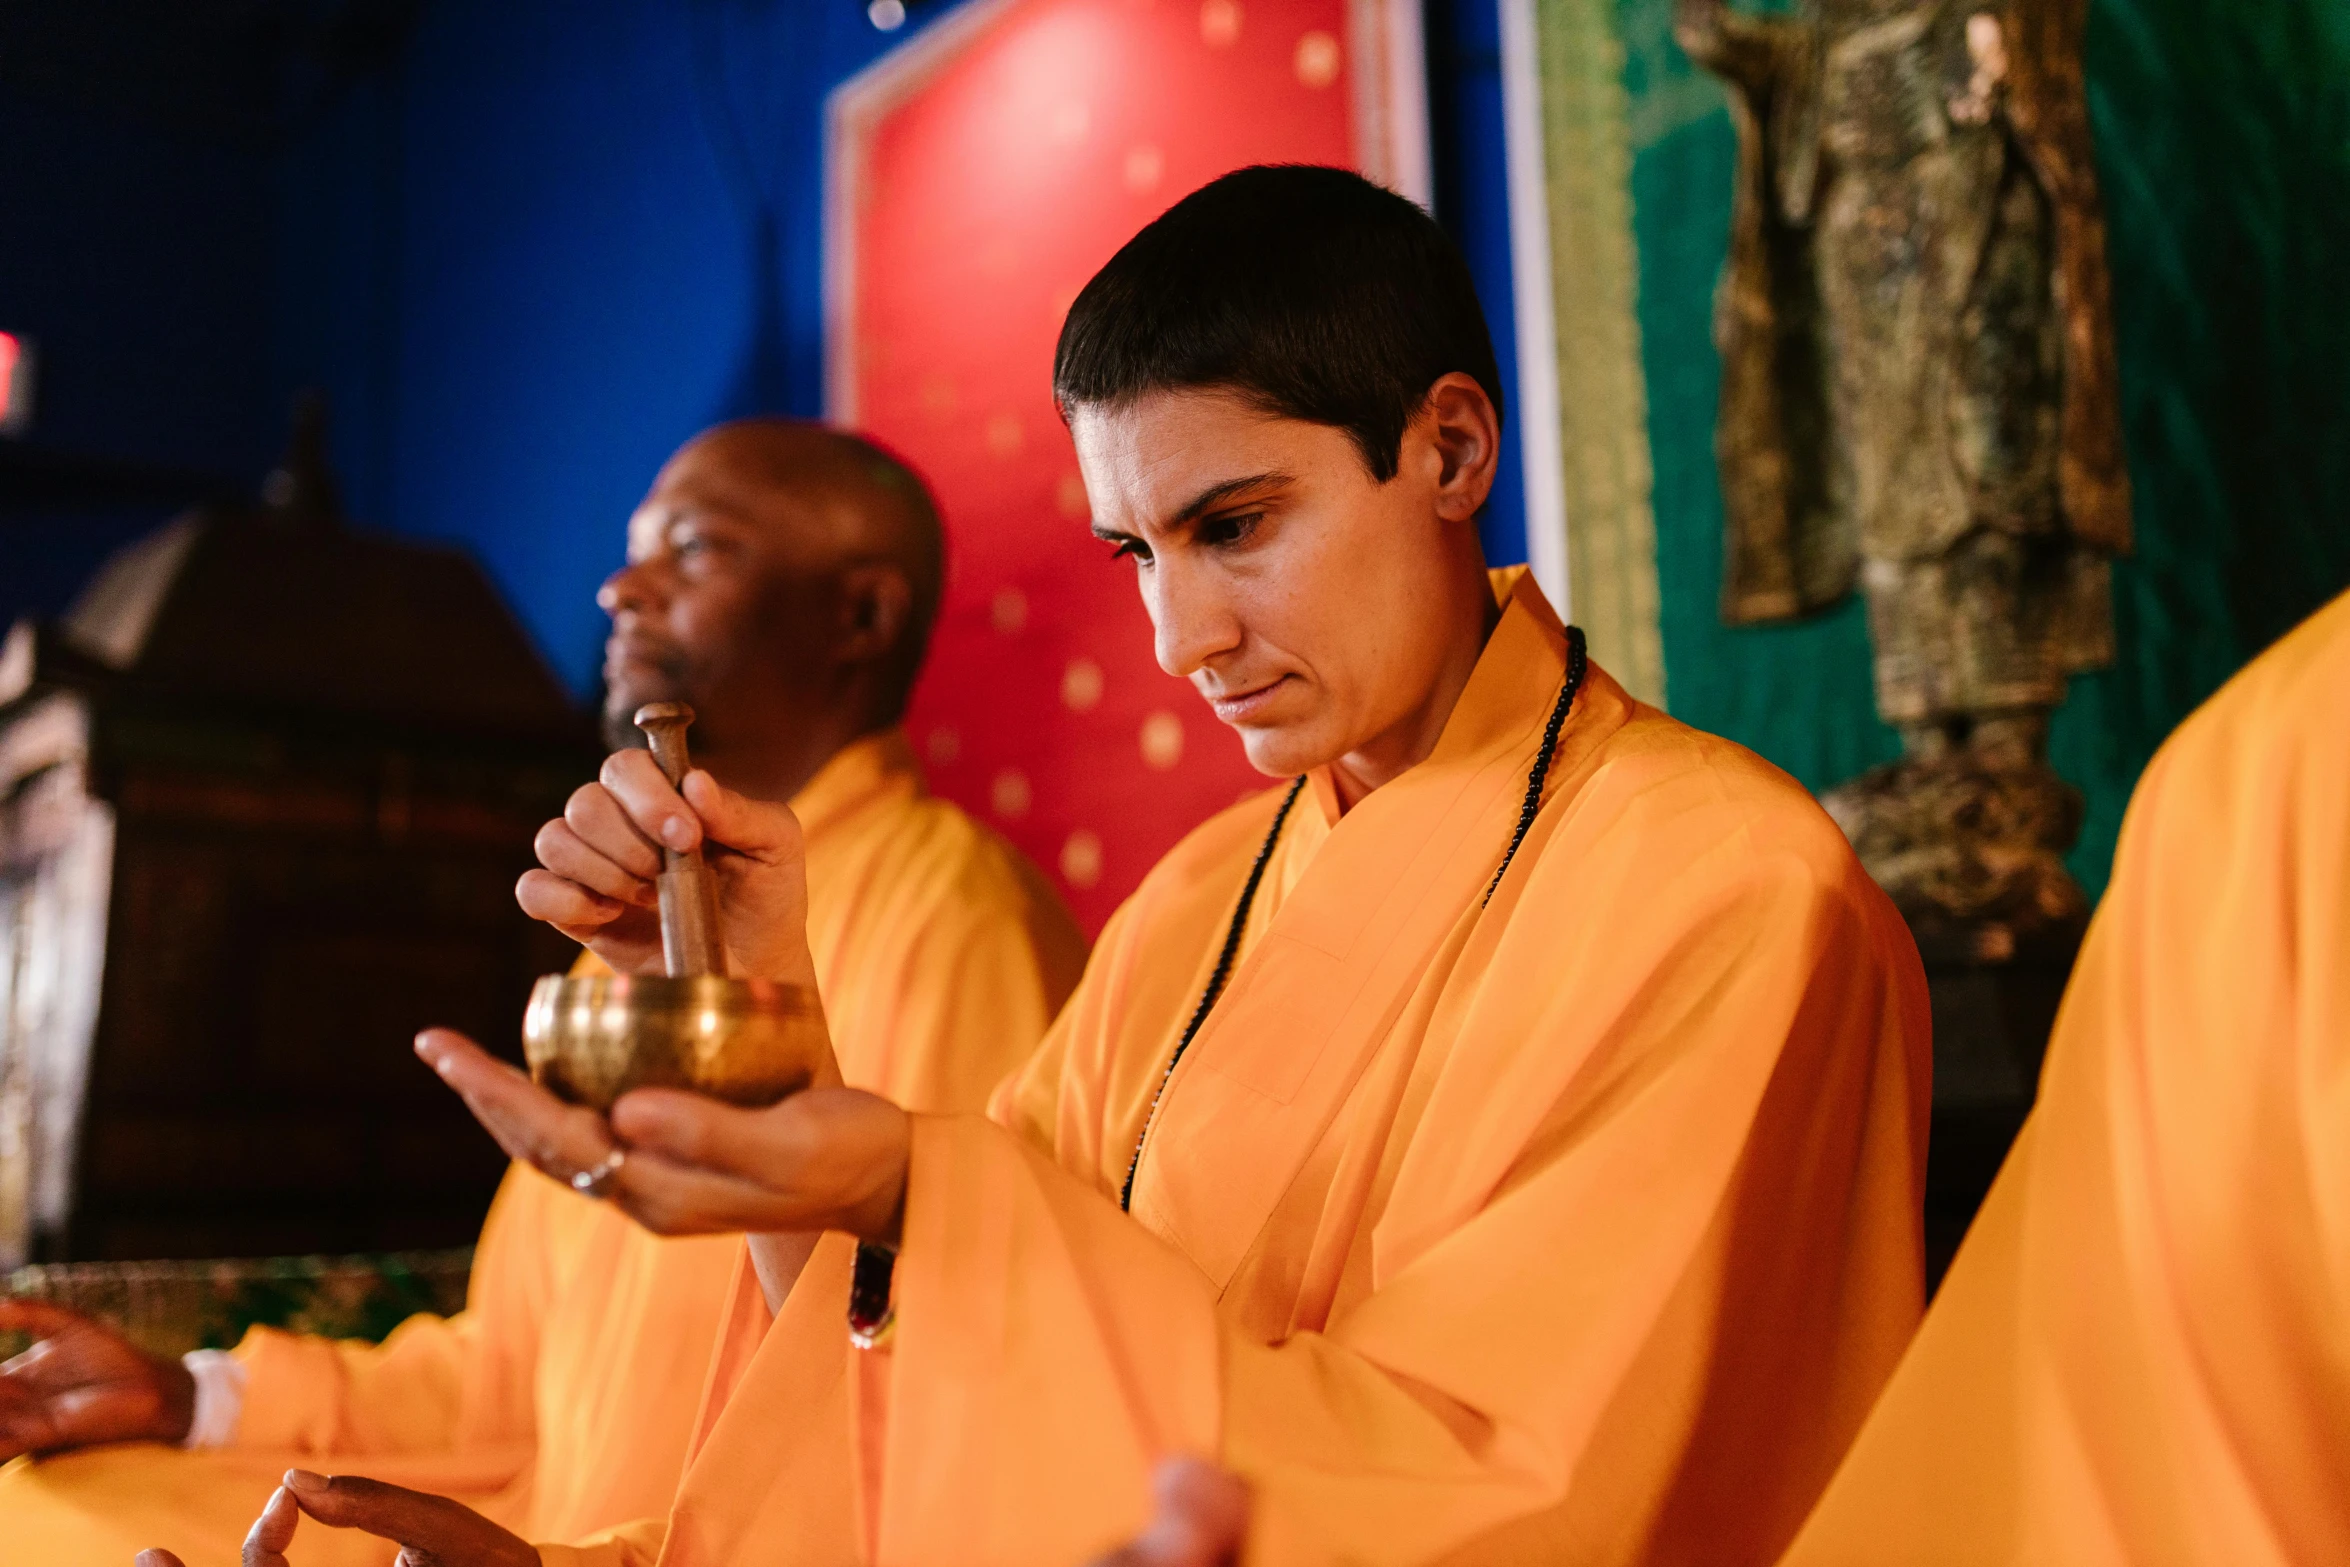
[{"xmin": 1676, "ymin": 0, "xmax": 2131, "ymax": 957}]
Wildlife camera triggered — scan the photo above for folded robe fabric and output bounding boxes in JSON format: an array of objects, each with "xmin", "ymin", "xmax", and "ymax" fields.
[
  {"xmin": 599, "ymin": 568, "xmax": 1933, "ymax": 1567},
  {"xmin": 1779, "ymin": 587, "xmax": 2350, "ymax": 1567},
  {"xmin": 0, "ymin": 729, "xmax": 1085, "ymax": 1567}
]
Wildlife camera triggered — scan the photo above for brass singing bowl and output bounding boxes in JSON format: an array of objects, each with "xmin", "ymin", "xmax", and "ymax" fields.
[{"xmin": 521, "ymin": 973, "xmax": 828, "ymax": 1113}]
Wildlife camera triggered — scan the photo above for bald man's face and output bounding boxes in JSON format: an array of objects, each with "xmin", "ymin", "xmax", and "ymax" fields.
[{"xmin": 598, "ymin": 438, "xmax": 850, "ymax": 760}]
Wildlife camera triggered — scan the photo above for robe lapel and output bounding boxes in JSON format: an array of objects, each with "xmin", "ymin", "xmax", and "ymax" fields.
[{"xmin": 1131, "ymin": 571, "xmax": 1574, "ymax": 1292}]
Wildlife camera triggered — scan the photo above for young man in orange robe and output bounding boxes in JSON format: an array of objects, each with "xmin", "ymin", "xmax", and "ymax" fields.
[
  {"xmin": 1776, "ymin": 587, "xmax": 2350, "ymax": 1566},
  {"xmin": 233, "ymin": 167, "xmax": 1932, "ymax": 1567},
  {"xmin": 0, "ymin": 422, "xmax": 1085, "ymax": 1565}
]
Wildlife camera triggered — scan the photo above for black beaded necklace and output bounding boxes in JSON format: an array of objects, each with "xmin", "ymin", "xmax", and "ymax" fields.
[{"xmin": 1117, "ymin": 626, "xmax": 1590, "ymax": 1213}]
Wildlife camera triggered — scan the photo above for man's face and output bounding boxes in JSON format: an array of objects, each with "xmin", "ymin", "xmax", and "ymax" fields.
[
  {"xmin": 1073, "ymin": 388, "xmax": 1471, "ymax": 780},
  {"xmin": 597, "ymin": 442, "xmax": 838, "ymax": 755}
]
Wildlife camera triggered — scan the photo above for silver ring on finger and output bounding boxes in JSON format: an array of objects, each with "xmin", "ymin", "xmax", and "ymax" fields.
[{"xmin": 570, "ymin": 1146, "xmax": 627, "ymax": 1201}]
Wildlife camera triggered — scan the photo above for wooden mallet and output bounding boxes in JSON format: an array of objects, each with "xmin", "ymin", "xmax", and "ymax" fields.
[{"xmin": 631, "ymin": 701, "xmax": 726, "ymax": 978}]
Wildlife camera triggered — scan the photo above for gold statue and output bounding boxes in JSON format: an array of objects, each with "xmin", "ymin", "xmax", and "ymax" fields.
[{"xmin": 1676, "ymin": 0, "xmax": 2132, "ymax": 958}]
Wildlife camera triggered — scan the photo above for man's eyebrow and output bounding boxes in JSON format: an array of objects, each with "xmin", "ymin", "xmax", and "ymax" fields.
[
  {"xmin": 1164, "ymin": 470, "xmax": 1292, "ymax": 527},
  {"xmin": 661, "ymin": 502, "xmax": 757, "ymax": 538},
  {"xmin": 1088, "ymin": 471, "xmax": 1295, "ymax": 542}
]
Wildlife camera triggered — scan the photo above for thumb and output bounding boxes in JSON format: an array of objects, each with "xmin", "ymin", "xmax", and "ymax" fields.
[
  {"xmin": 682, "ymin": 770, "xmax": 804, "ymax": 861},
  {"xmin": 136, "ymin": 1552, "xmax": 189, "ymax": 1567},
  {"xmin": 0, "ymin": 1298, "xmax": 91, "ymax": 1339}
]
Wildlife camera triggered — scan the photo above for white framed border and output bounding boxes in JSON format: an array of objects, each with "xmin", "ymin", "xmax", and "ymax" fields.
[
  {"xmin": 824, "ymin": 0, "xmax": 1023, "ymax": 424},
  {"xmin": 1496, "ymin": 0, "xmax": 1572, "ymax": 615},
  {"xmin": 1348, "ymin": 0, "xmax": 1434, "ymax": 208}
]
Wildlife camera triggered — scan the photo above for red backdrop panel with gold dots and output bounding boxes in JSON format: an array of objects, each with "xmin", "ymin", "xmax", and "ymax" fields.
[{"xmin": 829, "ymin": 0, "xmax": 1427, "ymax": 931}]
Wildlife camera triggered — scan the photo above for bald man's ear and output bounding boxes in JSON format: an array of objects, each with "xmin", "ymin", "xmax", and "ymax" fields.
[{"xmin": 835, "ymin": 563, "xmax": 914, "ymax": 667}]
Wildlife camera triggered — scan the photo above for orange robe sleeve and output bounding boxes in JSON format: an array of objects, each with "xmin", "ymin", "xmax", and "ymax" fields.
[
  {"xmin": 230, "ymin": 1161, "xmax": 548, "ymax": 1468},
  {"xmin": 1778, "ymin": 588, "xmax": 2350, "ymax": 1566},
  {"xmin": 534, "ymin": 1517, "xmax": 671, "ymax": 1567},
  {"xmin": 885, "ymin": 821, "xmax": 1926, "ymax": 1566},
  {"xmin": 539, "ymin": 1237, "xmax": 866, "ymax": 1567}
]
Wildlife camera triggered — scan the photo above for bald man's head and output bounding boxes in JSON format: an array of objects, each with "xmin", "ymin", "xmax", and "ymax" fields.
[{"xmin": 598, "ymin": 419, "xmax": 947, "ymax": 794}]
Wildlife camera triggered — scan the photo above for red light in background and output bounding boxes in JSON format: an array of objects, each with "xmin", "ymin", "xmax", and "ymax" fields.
[{"xmin": 0, "ymin": 331, "xmax": 33, "ymax": 435}]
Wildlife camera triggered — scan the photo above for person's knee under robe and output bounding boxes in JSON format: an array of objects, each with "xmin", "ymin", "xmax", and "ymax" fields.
[
  {"xmin": 577, "ymin": 568, "xmax": 1934, "ymax": 1567},
  {"xmin": 0, "ymin": 729, "xmax": 1086, "ymax": 1567},
  {"xmin": 1778, "ymin": 587, "xmax": 2350, "ymax": 1567}
]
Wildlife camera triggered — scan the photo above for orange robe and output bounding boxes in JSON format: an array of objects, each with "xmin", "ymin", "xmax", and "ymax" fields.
[
  {"xmin": 0, "ymin": 730, "xmax": 1085, "ymax": 1567},
  {"xmin": 598, "ymin": 568, "xmax": 1931, "ymax": 1567},
  {"xmin": 1779, "ymin": 588, "xmax": 2350, "ymax": 1567}
]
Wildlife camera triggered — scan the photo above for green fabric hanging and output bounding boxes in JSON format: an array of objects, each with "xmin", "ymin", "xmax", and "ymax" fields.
[{"xmin": 1609, "ymin": 0, "xmax": 2350, "ymax": 899}]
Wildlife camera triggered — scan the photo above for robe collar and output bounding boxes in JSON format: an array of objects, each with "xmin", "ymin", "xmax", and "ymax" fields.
[
  {"xmin": 790, "ymin": 726, "xmax": 924, "ymax": 840},
  {"xmin": 1133, "ymin": 566, "xmax": 1584, "ymax": 1288},
  {"xmin": 1300, "ymin": 564, "xmax": 1567, "ymax": 828}
]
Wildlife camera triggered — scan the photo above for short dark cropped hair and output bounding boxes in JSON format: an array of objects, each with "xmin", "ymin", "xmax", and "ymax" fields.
[{"xmin": 1053, "ymin": 165, "xmax": 1505, "ymax": 482}]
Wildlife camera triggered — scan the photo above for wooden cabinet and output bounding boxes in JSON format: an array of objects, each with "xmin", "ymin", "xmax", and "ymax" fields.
[{"xmin": 0, "ymin": 434, "xmax": 593, "ymax": 1263}]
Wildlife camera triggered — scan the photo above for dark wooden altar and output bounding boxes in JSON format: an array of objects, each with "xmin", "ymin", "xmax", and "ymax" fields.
[
  {"xmin": 0, "ymin": 421, "xmax": 593, "ymax": 1264},
  {"xmin": 1919, "ymin": 942, "xmax": 2075, "ymax": 1287}
]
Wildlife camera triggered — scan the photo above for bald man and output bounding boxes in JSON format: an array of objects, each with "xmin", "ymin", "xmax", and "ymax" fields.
[{"xmin": 0, "ymin": 419, "xmax": 1088, "ymax": 1565}]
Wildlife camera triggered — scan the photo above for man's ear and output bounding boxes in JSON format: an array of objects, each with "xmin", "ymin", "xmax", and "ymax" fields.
[
  {"xmin": 1419, "ymin": 371, "xmax": 1501, "ymax": 525},
  {"xmin": 836, "ymin": 563, "xmax": 914, "ymax": 666}
]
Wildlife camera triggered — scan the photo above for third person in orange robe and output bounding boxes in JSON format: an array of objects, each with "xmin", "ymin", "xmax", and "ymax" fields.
[{"xmin": 1779, "ymin": 586, "xmax": 2350, "ymax": 1566}]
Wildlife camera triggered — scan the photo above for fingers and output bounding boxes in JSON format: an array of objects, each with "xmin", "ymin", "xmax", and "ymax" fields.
[
  {"xmin": 600, "ymin": 749, "xmax": 700, "ymax": 853},
  {"xmin": 279, "ymin": 1469, "xmax": 535, "ymax": 1567},
  {"xmin": 136, "ymin": 1551, "xmax": 189, "ymax": 1567},
  {"xmin": 522, "ymin": 758, "xmax": 804, "ymax": 940},
  {"xmin": 0, "ymin": 1298, "xmax": 88, "ymax": 1338},
  {"xmin": 564, "ymin": 780, "xmax": 665, "ymax": 879},
  {"xmin": 574, "ymin": 751, "xmax": 800, "ymax": 862},
  {"xmin": 512, "ymin": 864, "xmax": 620, "ymax": 939},
  {"xmin": 513, "ymin": 874, "xmax": 665, "ymax": 976},
  {"xmin": 1092, "ymin": 1458, "xmax": 1251, "ymax": 1567},
  {"xmin": 1152, "ymin": 1457, "xmax": 1251, "ymax": 1550},
  {"xmin": 242, "ymin": 1485, "xmax": 300, "ymax": 1567},
  {"xmin": 0, "ymin": 1374, "xmax": 63, "ymax": 1461},
  {"xmin": 535, "ymin": 817, "xmax": 654, "ymax": 910},
  {"xmin": 610, "ymin": 1088, "xmax": 847, "ymax": 1185},
  {"xmin": 608, "ymin": 1088, "xmax": 910, "ymax": 1241},
  {"xmin": 281, "ymin": 1468, "xmax": 445, "ymax": 1536},
  {"xmin": 682, "ymin": 770, "xmax": 805, "ymax": 861},
  {"xmin": 596, "ymin": 1151, "xmax": 803, "ymax": 1237},
  {"xmin": 515, "ymin": 866, "xmax": 624, "ymax": 936},
  {"xmin": 516, "ymin": 776, "xmax": 666, "ymax": 936},
  {"xmin": 414, "ymin": 1030, "xmax": 615, "ymax": 1181}
]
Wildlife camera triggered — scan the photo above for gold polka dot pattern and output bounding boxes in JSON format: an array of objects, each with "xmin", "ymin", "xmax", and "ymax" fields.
[
  {"xmin": 991, "ymin": 769, "xmax": 1033, "ymax": 818},
  {"xmin": 1293, "ymin": 29, "xmax": 1339, "ymax": 88},
  {"xmin": 1140, "ymin": 710, "xmax": 1185, "ymax": 771},
  {"xmin": 1059, "ymin": 829, "xmax": 1105, "ymax": 888},
  {"xmin": 1062, "ymin": 657, "xmax": 1105, "ymax": 711}
]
